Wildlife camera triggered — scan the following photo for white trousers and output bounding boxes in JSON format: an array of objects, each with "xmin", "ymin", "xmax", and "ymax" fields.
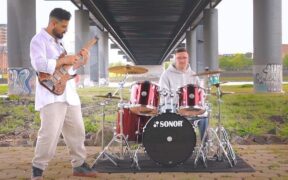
[{"xmin": 32, "ymin": 102, "xmax": 86, "ymax": 170}]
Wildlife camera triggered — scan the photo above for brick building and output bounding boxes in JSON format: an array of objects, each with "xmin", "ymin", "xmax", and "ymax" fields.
[
  {"xmin": 282, "ymin": 44, "xmax": 288, "ymax": 58},
  {"xmin": 0, "ymin": 24, "xmax": 7, "ymax": 75}
]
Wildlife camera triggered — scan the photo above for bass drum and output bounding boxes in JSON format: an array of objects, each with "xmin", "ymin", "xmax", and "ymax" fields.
[{"xmin": 142, "ymin": 113, "xmax": 196, "ymax": 167}]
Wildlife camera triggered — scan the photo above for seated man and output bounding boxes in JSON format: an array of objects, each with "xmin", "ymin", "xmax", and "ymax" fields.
[{"xmin": 159, "ymin": 47, "xmax": 208, "ymax": 141}]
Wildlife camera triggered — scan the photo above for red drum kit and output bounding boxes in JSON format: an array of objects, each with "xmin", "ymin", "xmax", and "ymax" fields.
[{"xmin": 93, "ymin": 66, "xmax": 237, "ymax": 169}]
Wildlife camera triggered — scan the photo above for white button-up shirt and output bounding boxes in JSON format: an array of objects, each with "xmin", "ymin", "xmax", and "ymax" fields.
[{"xmin": 30, "ymin": 29, "xmax": 80, "ymax": 111}]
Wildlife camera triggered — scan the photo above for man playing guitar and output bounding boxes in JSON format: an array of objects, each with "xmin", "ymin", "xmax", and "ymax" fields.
[{"xmin": 30, "ymin": 8, "xmax": 97, "ymax": 180}]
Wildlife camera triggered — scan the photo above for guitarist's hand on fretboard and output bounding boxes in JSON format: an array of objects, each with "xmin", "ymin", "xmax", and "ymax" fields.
[
  {"xmin": 56, "ymin": 54, "xmax": 79, "ymax": 69},
  {"xmin": 73, "ymin": 48, "xmax": 90, "ymax": 70}
]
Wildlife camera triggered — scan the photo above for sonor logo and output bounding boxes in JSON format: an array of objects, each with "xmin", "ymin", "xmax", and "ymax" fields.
[{"xmin": 153, "ymin": 120, "xmax": 183, "ymax": 128}]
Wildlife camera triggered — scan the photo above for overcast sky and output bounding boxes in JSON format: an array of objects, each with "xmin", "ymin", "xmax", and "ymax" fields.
[{"xmin": 0, "ymin": 0, "xmax": 287, "ymax": 61}]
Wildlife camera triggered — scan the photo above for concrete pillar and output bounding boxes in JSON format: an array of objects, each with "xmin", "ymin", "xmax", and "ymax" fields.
[
  {"xmin": 75, "ymin": 9, "xmax": 90, "ymax": 86},
  {"xmin": 98, "ymin": 31, "xmax": 109, "ymax": 85},
  {"xmin": 7, "ymin": 0, "xmax": 36, "ymax": 95},
  {"xmin": 196, "ymin": 25, "xmax": 205, "ymax": 72},
  {"xmin": 186, "ymin": 29, "xmax": 197, "ymax": 72},
  {"xmin": 203, "ymin": 8, "xmax": 219, "ymax": 71},
  {"xmin": 253, "ymin": 0, "xmax": 282, "ymax": 92},
  {"xmin": 89, "ymin": 26, "xmax": 99, "ymax": 84}
]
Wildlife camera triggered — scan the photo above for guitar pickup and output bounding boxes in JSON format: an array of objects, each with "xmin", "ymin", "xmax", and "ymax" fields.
[{"xmin": 59, "ymin": 66, "xmax": 67, "ymax": 74}]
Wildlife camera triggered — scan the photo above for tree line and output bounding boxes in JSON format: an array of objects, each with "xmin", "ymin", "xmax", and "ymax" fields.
[{"xmin": 108, "ymin": 54, "xmax": 288, "ymax": 71}]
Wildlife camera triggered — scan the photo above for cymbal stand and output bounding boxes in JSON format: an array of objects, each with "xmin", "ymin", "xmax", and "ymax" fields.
[
  {"xmin": 193, "ymin": 78, "xmax": 212, "ymax": 168},
  {"xmin": 194, "ymin": 75, "xmax": 236, "ymax": 168},
  {"xmin": 98, "ymin": 99, "xmax": 111, "ymax": 150},
  {"xmin": 213, "ymin": 83, "xmax": 237, "ymax": 166},
  {"xmin": 93, "ymin": 74, "xmax": 132, "ymax": 167}
]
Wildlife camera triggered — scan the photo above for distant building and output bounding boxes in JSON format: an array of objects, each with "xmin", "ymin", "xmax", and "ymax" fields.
[
  {"xmin": 0, "ymin": 24, "xmax": 7, "ymax": 45},
  {"xmin": 0, "ymin": 24, "xmax": 8, "ymax": 75},
  {"xmin": 282, "ymin": 44, "xmax": 288, "ymax": 58}
]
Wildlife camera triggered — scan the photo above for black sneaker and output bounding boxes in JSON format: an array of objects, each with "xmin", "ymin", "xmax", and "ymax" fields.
[
  {"xmin": 31, "ymin": 166, "xmax": 43, "ymax": 180},
  {"xmin": 73, "ymin": 162, "xmax": 97, "ymax": 177}
]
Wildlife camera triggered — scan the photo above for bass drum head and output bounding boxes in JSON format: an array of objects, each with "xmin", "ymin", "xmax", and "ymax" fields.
[{"xmin": 142, "ymin": 113, "xmax": 196, "ymax": 167}]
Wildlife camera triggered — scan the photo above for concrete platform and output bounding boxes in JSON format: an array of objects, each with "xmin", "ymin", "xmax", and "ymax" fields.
[{"xmin": 0, "ymin": 145, "xmax": 287, "ymax": 180}]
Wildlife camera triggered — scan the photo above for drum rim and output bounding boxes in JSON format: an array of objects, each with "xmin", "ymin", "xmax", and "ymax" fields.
[
  {"xmin": 130, "ymin": 80, "xmax": 159, "ymax": 87},
  {"xmin": 178, "ymin": 105, "xmax": 205, "ymax": 110},
  {"xmin": 129, "ymin": 104, "xmax": 158, "ymax": 116},
  {"xmin": 177, "ymin": 83, "xmax": 203, "ymax": 90}
]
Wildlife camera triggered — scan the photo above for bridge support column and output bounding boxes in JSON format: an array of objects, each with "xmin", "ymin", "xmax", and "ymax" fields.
[
  {"xmin": 186, "ymin": 29, "xmax": 197, "ymax": 72},
  {"xmin": 253, "ymin": 0, "xmax": 282, "ymax": 92},
  {"xmin": 203, "ymin": 8, "xmax": 219, "ymax": 71},
  {"xmin": 89, "ymin": 26, "xmax": 99, "ymax": 84},
  {"xmin": 7, "ymin": 0, "xmax": 36, "ymax": 95},
  {"xmin": 196, "ymin": 24, "xmax": 205, "ymax": 72},
  {"xmin": 75, "ymin": 9, "xmax": 91, "ymax": 86},
  {"xmin": 98, "ymin": 31, "xmax": 109, "ymax": 85}
]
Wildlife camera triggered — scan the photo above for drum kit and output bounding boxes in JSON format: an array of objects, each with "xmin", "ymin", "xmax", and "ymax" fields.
[{"xmin": 92, "ymin": 65, "xmax": 237, "ymax": 170}]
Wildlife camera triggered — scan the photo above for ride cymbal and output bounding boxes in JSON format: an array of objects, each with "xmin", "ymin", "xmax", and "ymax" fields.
[
  {"xmin": 194, "ymin": 69, "xmax": 223, "ymax": 76},
  {"xmin": 108, "ymin": 65, "xmax": 148, "ymax": 74}
]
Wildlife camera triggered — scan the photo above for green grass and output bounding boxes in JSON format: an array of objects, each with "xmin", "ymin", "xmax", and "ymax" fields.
[
  {"xmin": 0, "ymin": 83, "xmax": 288, "ymax": 138},
  {"xmin": 0, "ymin": 84, "xmax": 8, "ymax": 95}
]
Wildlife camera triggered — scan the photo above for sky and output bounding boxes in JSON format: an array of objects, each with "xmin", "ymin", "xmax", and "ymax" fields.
[{"xmin": 0, "ymin": 0, "xmax": 287, "ymax": 61}]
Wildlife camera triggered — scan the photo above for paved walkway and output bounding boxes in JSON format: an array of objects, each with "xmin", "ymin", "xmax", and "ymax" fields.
[{"xmin": 0, "ymin": 145, "xmax": 287, "ymax": 180}]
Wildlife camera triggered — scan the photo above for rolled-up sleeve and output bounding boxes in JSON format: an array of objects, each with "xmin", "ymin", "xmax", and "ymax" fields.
[{"xmin": 30, "ymin": 38, "xmax": 56, "ymax": 74}]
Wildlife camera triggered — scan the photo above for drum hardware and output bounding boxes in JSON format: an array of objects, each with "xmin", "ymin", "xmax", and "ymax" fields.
[
  {"xmin": 131, "ymin": 144, "xmax": 145, "ymax": 170},
  {"xmin": 213, "ymin": 83, "xmax": 237, "ymax": 166},
  {"xmin": 98, "ymin": 99, "xmax": 111, "ymax": 151},
  {"xmin": 194, "ymin": 73, "xmax": 237, "ymax": 168},
  {"xmin": 160, "ymin": 88, "xmax": 176, "ymax": 113},
  {"xmin": 93, "ymin": 74, "xmax": 133, "ymax": 167}
]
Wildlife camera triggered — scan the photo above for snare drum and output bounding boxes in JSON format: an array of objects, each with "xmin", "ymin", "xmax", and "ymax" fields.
[
  {"xmin": 116, "ymin": 107, "xmax": 150, "ymax": 142},
  {"xmin": 178, "ymin": 84, "xmax": 205, "ymax": 116},
  {"xmin": 130, "ymin": 81, "xmax": 159, "ymax": 116},
  {"xmin": 142, "ymin": 113, "xmax": 196, "ymax": 167}
]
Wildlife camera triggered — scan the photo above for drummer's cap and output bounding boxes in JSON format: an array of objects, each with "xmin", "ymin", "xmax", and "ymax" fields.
[{"xmin": 174, "ymin": 47, "xmax": 188, "ymax": 54}]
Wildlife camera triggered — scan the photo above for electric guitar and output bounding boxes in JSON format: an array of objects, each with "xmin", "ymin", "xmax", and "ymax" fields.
[{"xmin": 38, "ymin": 37, "xmax": 98, "ymax": 95}]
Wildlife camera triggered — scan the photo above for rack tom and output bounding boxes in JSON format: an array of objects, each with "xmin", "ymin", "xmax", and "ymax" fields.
[{"xmin": 130, "ymin": 81, "xmax": 159, "ymax": 116}]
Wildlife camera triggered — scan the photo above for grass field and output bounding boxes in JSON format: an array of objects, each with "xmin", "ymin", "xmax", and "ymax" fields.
[{"xmin": 0, "ymin": 83, "xmax": 288, "ymax": 139}]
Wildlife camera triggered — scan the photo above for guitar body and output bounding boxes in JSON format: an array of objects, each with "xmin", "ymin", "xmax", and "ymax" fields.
[
  {"xmin": 37, "ymin": 37, "xmax": 98, "ymax": 95},
  {"xmin": 38, "ymin": 65, "xmax": 76, "ymax": 95}
]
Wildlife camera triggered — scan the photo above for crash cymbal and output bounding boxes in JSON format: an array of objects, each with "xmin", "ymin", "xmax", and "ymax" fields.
[
  {"xmin": 108, "ymin": 65, "xmax": 148, "ymax": 74},
  {"xmin": 194, "ymin": 69, "xmax": 223, "ymax": 76}
]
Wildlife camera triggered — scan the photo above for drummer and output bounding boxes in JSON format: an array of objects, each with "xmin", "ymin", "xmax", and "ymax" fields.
[{"xmin": 159, "ymin": 47, "xmax": 208, "ymax": 140}]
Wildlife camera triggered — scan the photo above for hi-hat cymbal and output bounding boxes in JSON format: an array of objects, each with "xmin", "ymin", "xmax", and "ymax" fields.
[
  {"xmin": 194, "ymin": 69, "xmax": 223, "ymax": 76},
  {"xmin": 108, "ymin": 65, "xmax": 148, "ymax": 74}
]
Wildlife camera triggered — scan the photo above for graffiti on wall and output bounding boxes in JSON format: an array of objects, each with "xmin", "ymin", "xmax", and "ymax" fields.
[
  {"xmin": 8, "ymin": 68, "xmax": 36, "ymax": 95},
  {"xmin": 253, "ymin": 64, "xmax": 282, "ymax": 92}
]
